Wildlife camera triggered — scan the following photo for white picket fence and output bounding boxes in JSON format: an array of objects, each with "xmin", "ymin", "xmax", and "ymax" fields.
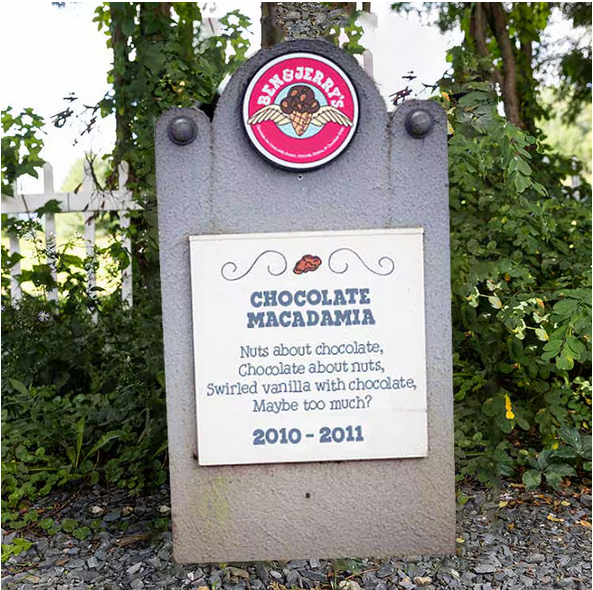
[{"xmin": 2, "ymin": 162, "xmax": 140, "ymax": 306}]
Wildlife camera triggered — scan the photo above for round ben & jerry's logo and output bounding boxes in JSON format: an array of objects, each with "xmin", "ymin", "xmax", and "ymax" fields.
[{"xmin": 242, "ymin": 53, "xmax": 359, "ymax": 170}]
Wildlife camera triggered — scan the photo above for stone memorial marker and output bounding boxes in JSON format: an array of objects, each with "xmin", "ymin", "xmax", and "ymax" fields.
[{"xmin": 155, "ymin": 39, "xmax": 454, "ymax": 563}]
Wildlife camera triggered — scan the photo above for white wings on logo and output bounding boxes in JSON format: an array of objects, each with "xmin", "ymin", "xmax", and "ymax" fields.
[{"xmin": 247, "ymin": 104, "xmax": 353, "ymax": 128}]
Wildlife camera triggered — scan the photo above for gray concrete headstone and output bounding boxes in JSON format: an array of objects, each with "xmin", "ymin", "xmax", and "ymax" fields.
[{"xmin": 155, "ymin": 39, "xmax": 454, "ymax": 563}]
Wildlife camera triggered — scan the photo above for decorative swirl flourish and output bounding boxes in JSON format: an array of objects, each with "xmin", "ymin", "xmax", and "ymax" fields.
[
  {"xmin": 328, "ymin": 247, "xmax": 395, "ymax": 276},
  {"xmin": 221, "ymin": 250, "xmax": 288, "ymax": 281}
]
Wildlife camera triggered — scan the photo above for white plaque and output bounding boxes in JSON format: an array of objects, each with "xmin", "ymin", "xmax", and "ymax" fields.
[{"xmin": 190, "ymin": 229, "xmax": 427, "ymax": 466}]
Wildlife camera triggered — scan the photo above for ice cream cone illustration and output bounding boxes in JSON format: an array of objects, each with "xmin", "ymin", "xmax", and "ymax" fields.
[
  {"xmin": 247, "ymin": 84, "xmax": 353, "ymax": 136},
  {"xmin": 281, "ymin": 85, "xmax": 319, "ymax": 136},
  {"xmin": 289, "ymin": 111, "xmax": 313, "ymax": 136}
]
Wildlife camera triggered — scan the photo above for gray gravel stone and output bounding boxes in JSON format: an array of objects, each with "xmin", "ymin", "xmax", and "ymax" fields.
[
  {"xmin": 398, "ymin": 577, "xmax": 415, "ymax": 590},
  {"xmin": 103, "ymin": 509, "xmax": 121, "ymax": 522},
  {"xmin": 301, "ymin": 570, "xmax": 327, "ymax": 582},
  {"xmin": 377, "ymin": 563, "xmax": 395, "ymax": 578},
  {"xmin": 255, "ymin": 563, "xmax": 268, "ymax": 582},
  {"xmin": 79, "ymin": 570, "xmax": 100, "ymax": 582},
  {"xmin": 87, "ymin": 556, "xmax": 98, "ymax": 568},
  {"xmin": 288, "ymin": 560, "xmax": 309, "ymax": 569},
  {"xmin": 126, "ymin": 562, "xmax": 143, "ymax": 575},
  {"xmin": 474, "ymin": 564, "xmax": 496, "ymax": 574},
  {"xmin": 362, "ymin": 572, "xmax": 381, "ymax": 589},
  {"xmin": 286, "ymin": 570, "xmax": 301, "ymax": 587},
  {"xmin": 2, "ymin": 482, "xmax": 590, "ymax": 590}
]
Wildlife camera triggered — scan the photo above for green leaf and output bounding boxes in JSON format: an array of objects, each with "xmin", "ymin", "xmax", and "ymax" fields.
[
  {"xmin": 34, "ymin": 199, "xmax": 62, "ymax": 216},
  {"xmin": 553, "ymin": 299, "xmax": 579, "ymax": 317},
  {"xmin": 516, "ymin": 158, "xmax": 532, "ymax": 175},
  {"xmin": 522, "ymin": 469, "xmax": 542, "ymax": 490},
  {"xmin": 552, "ymin": 447, "xmax": 577, "ymax": 459},
  {"xmin": 513, "ymin": 173, "xmax": 531, "ymax": 193},
  {"xmin": 556, "ymin": 349, "xmax": 574, "ymax": 370},
  {"xmin": 545, "ymin": 463, "xmax": 577, "ymax": 478},
  {"xmin": 8, "ymin": 379, "xmax": 29, "ymax": 396},
  {"xmin": 73, "ymin": 526, "xmax": 91, "ymax": 541},
  {"xmin": 565, "ymin": 335, "xmax": 585, "ymax": 357},
  {"xmin": 75, "ymin": 417, "xmax": 85, "ymax": 468},
  {"xmin": 537, "ymin": 449, "xmax": 555, "ymax": 470},
  {"xmin": 543, "ymin": 471, "xmax": 563, "ymax": 490},
  {"xmin": 39, "ymin": 518, "xmax": 55, "ymax": 530},
  {"xmin": 543, "ymin": 339, "xmax": 563, "ymax": 352},
  {"xmin": 61, "ymin": 518, "xmax": 77, "ymax": 533},
  {"xmin": 83, "ymin": 430, "xmax": 126, "ymax": 461},
  {"xmin": 559, "ymin": 426, "xmax": 582, "ymax": 450}
]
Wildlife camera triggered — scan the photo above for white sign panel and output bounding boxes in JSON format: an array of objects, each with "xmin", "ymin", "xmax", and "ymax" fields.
[{"xmin": 190, "ymin": 229, "xmax": 427, "ymax": 466}]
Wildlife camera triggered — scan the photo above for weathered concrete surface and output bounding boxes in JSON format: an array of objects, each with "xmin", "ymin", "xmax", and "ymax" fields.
[{"xmin": 155, "ymin": 39, "xmax": 454, "ymax": 563}]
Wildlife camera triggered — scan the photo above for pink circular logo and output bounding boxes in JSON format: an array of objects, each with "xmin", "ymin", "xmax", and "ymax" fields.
[{"xmin": 243, "ymin": 53, "xmax": 359, "ymax": 170}]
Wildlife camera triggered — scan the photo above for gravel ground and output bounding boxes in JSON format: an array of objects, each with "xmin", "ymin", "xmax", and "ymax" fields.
[{"xmin": 2, "ymin": 483, "xmax": 591, "ymax": 590}]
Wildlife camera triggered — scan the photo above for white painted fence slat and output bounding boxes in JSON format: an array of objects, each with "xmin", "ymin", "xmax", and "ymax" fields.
[
  {"xmin": 44, "ymin": 213, "xmax": 58, "ymax": 302},
  {"xmin": 120, "ymin": 214, "xmax": 133, "ymax": 306},
  {"xmin": 7, "ymin": 181, "xmax": 22, "ymax": 303},
  {"xmin": 9, "ymin": 233, "xmax": 22, "ymax": 303},
  {"xmin": 83, "ymin": 211, "xmax": 96, "ymax": 294},
  {"xmin": 43, "ymin": 163, "xmax": 59, "ymax": 302},
  {"xmin": 1, "ymin": 192, "xmax": 139, "ymax": 214},
  {"xmin": 118, "ymin": 162, "xmax": 133, "ymax": 306},
  {"xmin": 43, "ymin": 162, "xmax": 54, "ymax": 194},
  {"xmin": 2, "ymin": 160, "xmax": 137, "ymax": 309}
]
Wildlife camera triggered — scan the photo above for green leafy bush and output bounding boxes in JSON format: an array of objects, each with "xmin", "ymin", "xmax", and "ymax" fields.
[
  {"xmin": 1, "ymin": 291, "xmax": 167, "ymax": 530},
  {"xmin": 2, "ymin": 102, "xmax": 166, "ymax": 526},
  {"xmin": 442, "ymin": 47, "xmax": 592, "ymax": 486}
]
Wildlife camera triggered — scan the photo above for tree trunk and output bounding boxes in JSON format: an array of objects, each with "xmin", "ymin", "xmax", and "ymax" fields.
[
  {"xmin": 109, "ymin": 3, "xmax": 134, "ymax": 179},
  {"xmin": 329, "ymin": 2, "xmax": 357, "ymax": 15},
  {"xmin": 519, "ymin": 38, "xmax": 536, "ymax": 134},
  {"xmin": 484, "ymin": 3, "xmax": 522, "ymax": 127},
  {"xmin": 261, "ymin": 3, "xmax": 284, "ymax": 48},
  {"xmin": 468, "ymin": 2, "xmax": 504, "ymax": 90}
]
